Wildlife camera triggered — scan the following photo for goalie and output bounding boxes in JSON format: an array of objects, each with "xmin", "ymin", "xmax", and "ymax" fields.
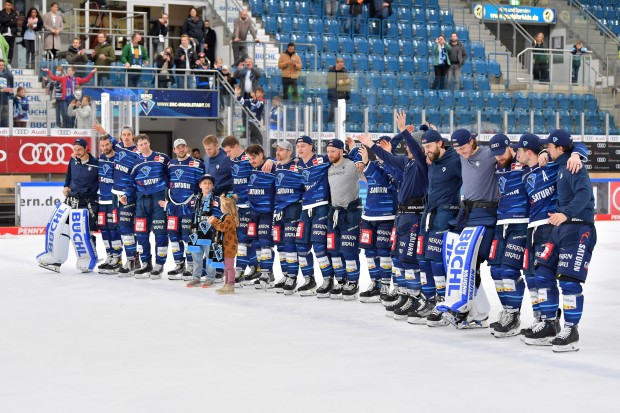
[{"xmin": 37, "ymin": 139, "xmax": 99, "ymax": 273}]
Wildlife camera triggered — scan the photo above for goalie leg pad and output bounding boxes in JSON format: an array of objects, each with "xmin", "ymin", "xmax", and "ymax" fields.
[
  {"xmin": 69, "ymin": 208, "xmax": 98, "ymax": 272},
  {"xmin": 37, "ymin": 202, "xmax": 71, "ymax": 268}
]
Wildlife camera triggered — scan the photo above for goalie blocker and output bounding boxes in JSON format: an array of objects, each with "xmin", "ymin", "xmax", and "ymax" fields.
[{"xmin": 37, "ymin": 202, "xmax": 98, "ymax": 273}]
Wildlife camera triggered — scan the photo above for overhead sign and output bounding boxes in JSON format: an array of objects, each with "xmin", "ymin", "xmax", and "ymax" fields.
[
  {"xmin": 83, "ymin": 88, "xmax": 219, "ymax": 118},
  {"xmin": 473, "ymin": 4, "xmax": 556, "ymax": 24}
]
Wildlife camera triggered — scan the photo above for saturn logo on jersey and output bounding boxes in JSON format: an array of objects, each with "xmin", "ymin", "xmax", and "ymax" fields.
[
  {"xmin": 302, "ymin": 170, "xmax": 310, "ymax": 182},
  {"xmin": 102, "ymin": 164, "xmax": 111, "ymax": 175},
  {"xmin": 249, "ymin": 175, "xmax": 257, "ymax": 185},
  {"xmin": 232, "ymin": 164, "xmax": 240, "ymax": 175},
  {"xmin": 140, "ymin": 166, "xmax": 152, "ymax": 177},
  {"xmin": 498, "ymin": 176, "xmax": 507, "ymax": 193},
  {"xmin": 276, "ymin": 173, "xmax": 285, "ymax": 186},
  {"xmin": 174, "ymin": 169, "xmax": 184, "ymax": 180},
  {"xmin": 117, "ymin": 151, "xmax": 126, "ymax": 161}
]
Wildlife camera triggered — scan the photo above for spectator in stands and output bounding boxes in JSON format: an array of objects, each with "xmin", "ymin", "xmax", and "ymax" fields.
[
  {"xmin": 21, "ymin": 8, "xmax": 43, "ymax": 69},
  {"xmin": 41, "ymin": 65, "xmax": 96, "ymax": 128},
  {"xmin": 213, "ymin": 57, "xmax": 224, "ymax": 70},
  {"xmin": 533, "ymin": 32, "xmax": 549, "ymax": 82},
  {"xmin": 148, "ymin": 12, "xmax": 168, "ymax": 55},
  {"xmin": 195, "ymin": 53, "xmax": 211, "ymax": 89},
  {"xmin": 68, "ymin": 94, "xmax": 94, "ymax": 129},
  {"xmin": 571, "ymin": 40, "xmax": 588, "ymax": 84},
  {"xmin": 270, "ymin": 95, "xmax": 282, "ymax": 131},
  {"xmin": 183, "ymin": 7, "xmax": 206, "ymax": 54},
  {"xmin": 0, "ymin": 33, "xmax": 7, "ymax": 61},
  {"xmin": 327, "ymin": 57, "xmax": 351, "ymax": 123},
  {"xmin": 236, "ymin": 85, "xmax": 265, "ymax": 146},
  {"xmin": 234, "ymin": 57, "xmax": 261, "ymax": 99},
  {"xmin": 325, "ymin": 0, "xmax": 338, "ymax": 17},
  {"xmin": 66, "ymin": 38, "xmax": 89, "ymax": 76},
  {"xmin": 219, "ymin": 64, "xmax": 235, "ymax": 108},
  {"xmin": 232, "ymin": 8, "xmax": 259, "ymax": 68},
  {"xmin": 278, "ymin": 42, "xmax": 302, "ymax": 101},
  {"xmin": 174, "ymin": 34, "xmax": 200, "ymax": 88},
  {"xmin": 204, "ymin": 19, "xmax": 217, "ymax": 67},
  {"xmin": 43, "ymin": 65, "xmax": 64, "ymax": 127},
  {"xmin": 447, "ymin": 32, "xmax": 466, "ymax": 91},
  {"xmin": 91, "ymin": 32, "xmax": 116, "ymax": 86},
  {"xmin": 0, "ymin": 58, "xmax": 14, "ymax": 127},
  {"xmin": 120, "ymin": 33, "xmax": 149, "ymax": 88},
  {"xmin": 368, "ymin": 1, "xmax": 393, "ymax": 19},
  {"xmin": 192, "ymin": 148, "xmax": 202, "ymax": 160},
  {"xmin": 0, "ymin": 1, "xmax": 17, "ymax": 65},
  {"xmin": 346, "ymin": 0, "xmax": 363, "ymax": 35},
  {"xmin": 12, "ymin": 86, "xmax": 28, "ymax": 127},
  {"xmin": 431, "ymin": 34, "xmax": 451, "ymax": 90},
  {"xmin": 155, "ymin": 46, "xmax": 175, "ymax": 88},
  {"xmin": 43, "ymin": 2, "xmax": 64, "ymax": 59}
]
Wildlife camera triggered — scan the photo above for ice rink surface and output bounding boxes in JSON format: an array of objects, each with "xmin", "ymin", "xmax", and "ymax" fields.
[{"xmin": 1, "ymin": 223, "xmax": 619, "ymax": 413}]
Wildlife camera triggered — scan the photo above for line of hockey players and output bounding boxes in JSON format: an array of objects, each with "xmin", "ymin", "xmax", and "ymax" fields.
[{"xmin": 37, "ymin": 113, "xmax": 596, "ymax": 353}]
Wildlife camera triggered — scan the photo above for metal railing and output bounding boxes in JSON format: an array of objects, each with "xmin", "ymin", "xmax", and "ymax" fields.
[{"xmin": 480, "ymin": 0, "xmax": 536, "ymax": 56}]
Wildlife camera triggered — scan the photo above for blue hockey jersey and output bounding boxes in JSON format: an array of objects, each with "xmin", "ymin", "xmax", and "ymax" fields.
[
  {"xmin": 426, "ymin": 146, "xmax": 462, "ymax": 211},
  {"xmin": 274, "ymin": 160, "xmax": 305, "ymax": 213},
  {"xmin": 248, "ymin": 162, "xmax": 277, "ymax": 214},
  {"xmin": 362, "ymin": 161, "xmax": 397, "ymax": 221},
  {"xmin": 496, "ymin": 163, "xmax": 530, "ymax": 224},
  {"xmin": 111, "ymin": 141, "xmax": 142, "ymax": 200},
  {"xmin": 126, "ymin": 152, "xmax": 171, "ymax": 199},
  {"xmin": 98, "ymin": 152, "xmax": 116, "ymax": 205},
  {"xmin": 167, "ymin": 156, "xmax": 204, "ymax": 216},
  {"xmin": 231, "ymin": 151, "xmax": 252, "ymax": 208},
  {"xmin": 297, "ymin": 154, "xmax": 331, "ymax": 210}
]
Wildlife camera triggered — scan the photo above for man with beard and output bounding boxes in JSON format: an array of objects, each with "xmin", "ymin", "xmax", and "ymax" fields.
[{"xmin": 278, "ymin": 42, "xmax": 302, "ymax": 101}]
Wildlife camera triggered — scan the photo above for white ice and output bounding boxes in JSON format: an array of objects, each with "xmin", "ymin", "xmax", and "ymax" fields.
[{"xmin": 1, "ymin": 223, "xmax": 619, "ymax": 413}]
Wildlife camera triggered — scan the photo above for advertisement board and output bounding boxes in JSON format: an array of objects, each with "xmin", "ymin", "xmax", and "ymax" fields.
[
  {"xmin": 15, "ymin": 182, "xmax": 65, "ymax": 227},
  {"xmin": 472, "ymin": 4, "xmax": 556, "ymax": 24},
  {"xmin": 83, "ymin": 88, "xmax": 219, "ymax": 118},
  {"xmin": 0, "ymin": 137, "xmax": 80, "ymax": 174}
]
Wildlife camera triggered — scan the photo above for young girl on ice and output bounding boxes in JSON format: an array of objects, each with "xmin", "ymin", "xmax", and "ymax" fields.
[{"xmin": 208, "ymin": 194, "xmax": 239, "ymax": 295}]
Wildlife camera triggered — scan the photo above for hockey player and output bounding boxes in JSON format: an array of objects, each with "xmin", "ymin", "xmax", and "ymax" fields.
[
  {"xmin": 162, "ymin": 139, "xmax": 204, "ymax": 280},
  {"xmin": 97, "ymin": 134, "xmax": 123, "ymax": 274},
  {"xmin": 203, "ymin": 134, "xmax": 233, "ymax": 196},
  {"xmin": 523, "ymin": 130, "xmax": 594, "ymax": 352},
  {"xmin": 94, "ymin": 123, "xmax": 142, "ymax": 276},
  {"xmin": 358, "ymin": 112, "xmax": 428, "ymax": 320},
  {"xmin": 485, "ymin": 134, "xmax": 531, "ymax": 337},
  {"xmin": 272, "ymin": 140, "xmax": 305, "ymax": 294},
  {"xmin": 37, "ymin": 138, "xmax": 99, "ymax": 273},
  {"xmin": 324, "ymin": 139, "xmax": 363, "ymax": 300},
  {"xmin": 121, "ymin": 134, "xmax": 171, "ymax": 278},
  {"xmin": 347, "ymin": 137, "xmax": 397, "ymax": 303},
  {"xmin": 410, "ymin": 129, "xmax": 462, "ymax": 326},
  {"xmin": 293, "ymin": 135, "xmax": 334, "ymax": 296},
  {"xmin": 245, "ymin": 144, "xmax": 277, "ymax": 288}
]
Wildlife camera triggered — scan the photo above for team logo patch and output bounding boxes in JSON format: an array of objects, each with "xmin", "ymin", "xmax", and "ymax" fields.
[
  {"xmin": 580, "ymin": 231, "xmax": 591, "ymax": 244},
  {"xmin": 111, "ymin": 209, "xmax": 118, "ymax": 224},
  {"xmin": 416, "ymin": 235, "xmax": 424, "ymax": 255},
  {"xmin": 199, "ymin": 220, "xmax": 211, "ymax": 235},
  {"xmin": 540, "ymin": 242, "xmax": 554, "ymax": 260},
  {"xmin": 290, "ymin": 163, "xmax": 298, "ymax": 172},
  {"xmin": 489, "ymin": 239, "xmax": 499, "ymax": 260},
  {"xmin": 360, "ymin": 228, "xmax": 373, "ymax": 245},
  {"xmin": 498, "ymin": 177, "xmax": 507, "ymax": 193},
  {"xmin": 167, "ymin": 216, "xmax": 179, "ymax": 231},
  {"xmin": 102, "ymin": 164, "xmax": 111, "ymax": 175},
  {"xmin": 249, "ymin": 175, "xmax": 257, "ymax": 185},
  {"xmin": 117, "ymin": 151, "xmax": 126, "ymax": 161},
  {"xmin": 232, "ymin": 164, "xmax": 240, "ymax": 175},
  {"xmin": 526, "ymin": 174, "xmax": 536, "ymax": 189},
  {"xmin": 173, "ymin": 169, "xmax": 183, "ymax": 180},
  {"xmin": 327, "ymin": 233, "xmax": 335, "ymax": 250},
  {"xmin": 313, "ymin": 156, "xmax": 323, "ymax": 165},
  {"xmin": 276, "ymin": 173, "xmax": 285, "ymax": 187},
  {"xmin": 302, "ymin": 170, "xmax": 311, "ymax": 182},
  {"xmin": 247, "ymin": 222, "xmax": 257, "ymax": 237},
  {"xmin": 135, "ymin": 218, "xmax": 147, "ymax": 232},
  {"xmin": 296, "ymin": 222, "xmax": 305, "ymax": 239},
  {"xmin": 154, "ymin": 155, "xmax": 164, "ymax": 162},
  {"xmin": 273, "ymin": 225, "xmax": 282, "ymax": 242},
  {"xmin": 189, "ymin": 160, "xmax": 200, "ymax": 168},
  {"xmin": 97, "ymin": 212, "xmax": 106, "ymax": 226},
  {"xmin": 140, "ymin": 166, "xmax": 151, "ymax": 177},
  {"xmin": 523, "ymin": 249, "xmax": 529, "ymax": 270}
]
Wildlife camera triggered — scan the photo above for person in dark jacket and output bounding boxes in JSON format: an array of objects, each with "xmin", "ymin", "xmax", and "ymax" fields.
[
  {"xmin": 368, "ymin": 0, "xmax": 392, "ymax": 19},
  {"xmin": 219, "ymin": 65, "xmax": 236, "ymax": 108},
  {"xmin": 174, "ymin": 34, "xmax": 199, "ymax": 88},
  {"xmin": 22, "ymin": 7, "xmax": 43, "ymax": 69},
  {"xmin": 346, "ymin": 0, "xmax": 364, "ymax": 35},
  {"xmin": 202, "ymin": 134, "xmax": 233, "ymax": 196},
  {"xmin": 234, "ymin": 57, "xmax": 262, "ymax": 98},
  {"xmin": 182, "ymin": 7, "xmax": 206, "ymax": 54},
  {"xmin": 533, "ymin": 32, "xmax": 549, "ymax": 82},
  {"xmin": 203, "ymin": 19, "xmax": 217, "ymax": 67},
  {"xmin": 66, "ymin": 37, "xmax": 89, "ymax": 76},
  {"xmin": 0, "ymin": 1, "xmax": 17, "ymax": 64},
  {"xmin": 447, "ymin": 32, "xmax": 467, "ymax": 90},
  {"xmin": 148, "ymin": 12, "xmax": 168, "ymax": 54},
  {"xmin": 154, "ymin": 46, "xmax": 175, "ymax": 88},
  {"xmin": 327, "ymin": 57, "xmax": 351, "ymax": 123},
  {"xmin": 63, "ymin": 138, "xmax": 99, "ymax": 231}
]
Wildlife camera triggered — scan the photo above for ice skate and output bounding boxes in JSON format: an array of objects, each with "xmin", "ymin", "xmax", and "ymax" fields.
[
  {"xmin": 234, "ymin": 269, "xmax": 245, "ymax": 288},
  {"xmin": 316, "ymin": 276, "xmax": 334, "ymax": 298},
  {"xmin": 492, "ymin": 311, "xmax": 521, "ymax": 338},
  {"xmin": 282, "ymin": 276, "xmax": 297, "ymax": 295},
  {"xmin": 551, "ymin": 325, "xmax": 580, "ymax": 353},
  {"xmin": 182, "ymin": 262, "xmax": 193, "ymax": 281},
  {"xmin": 407, "ymin": 296, "xmax": 436, "ymax": 325},
  {"xmin": 257, "ymin": 272, "xmax": 274, "ymax": 290},
  {"xmin": 329, "ymin": 279, "xmax": 344, "ymax": 299},
  {"xmin": 297, "ymin": 276, "xmax": 317, "ymax": 296},
  {"xmin": 98, "ymin": 256, "xmax": 118, "ymax": 274},
  {"xmin": 392, "ymin": 294, "xmax": 418, "ymax": 320},
  {"xmin": 523, "ymin": 319, "xmax": 561, "ymax": 346},
  {"xmin": 39, "ymin": 262, "xmax": 61, "ymax": 273},
  {"xmin": 274, "ymin": 276, "xmax": 288, "ymax": 293},
  {"xmin": 490, "ymin": 309, "xmax": 509, "ymax": 332},
  {"xmin": 167, "ymin": 261, "xmax": 185, "ymax": 280},
  {"xmin": 117, "ymin": 258, "xmax": 137, "ymax": 278},
  {"xmin": 150, "ymin": 264, "xmax": 164, "ymax": 279},
  {"xmin": 342, "ymin": 281, "xmax": 359, "ymax": 301},
  {"xmin": 134, "ymin": 261, "xmax": 153, "ymax": 279},
  {"xmin": 242, "ymin": 266, "xmax": 260, "ymax": 286},
  {"xmin": 360, "ymin": 280, "xmax": 381, "ymax": 303}
]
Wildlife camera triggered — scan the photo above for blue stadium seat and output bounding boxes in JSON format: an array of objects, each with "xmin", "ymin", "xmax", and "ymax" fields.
[
  {"xmin": 325, "ymin": 18, "xmax": 340, "ymax": 34},
  {"xmin": 558, "ymin": 109, "xmax": 571, "ymax": 126},
  {"xmin": 456, "ymin": 108, "xmax": 473, "ymax": 126},
  {"xmin": 556, "ymin": 94, "xmax": 571, "ymax": 111},
  {"xmin": 264, "ymin": 15, "xmax": 277, "ymax": 34},
  {"xmin": 413, "ymin": 0, "xmax": 425, "ymax": 8},
  {"xmin": 369, "ymin": 37, "xmax": 385, "ymax": 54},
  {"xmin": 455, "ymin": 91, "xmax": 470, "ymax": 109},
  {"xmin": 275, "ymin": 32, "xmax": 291, "ymax": 45},
  {"xmin": 396, "ymin": 5, "xmax": 411, "ymax": 20},
  {"xmin": 570, "ymin": 93, "xmax": 585, "ymax": 111},
  {"xmin": 399, "ymin": 56, "xmax": 415, "ymax": 72},
  {"xmin": 306, "ymin": 33, "xmax": 322, "ymax": 54},
  {"xmin": 308, "ymin": 17, "xmax": 324, "ymax": 34},
  {"xmin": 378, "ymin": 123, "xmax": 393, "ymax": 133},
  {"xmin": 365, "ymin": 89, "xmax": 379, "ymax": 106},
  {"xmin": 265, "ymin": 0, "xmax": 279, "ymax": 15},
  {"xmin": 399, "ymin": 39, "xmax": 415, "ymax": 55},
  {"xmin": 339, "ymin": 35, "xmax": 355, "ymax": 54},
  {"xmin": 473, "ymin": 59, "xmax": 487, "ymax": 75},
  {"xmin": 412, "ymin": 23, "xmax": 425, "ymax": 39},
  {"xmin": 461, "ymin": 75, "xmax": 475, "ymax": 91},
  {"xmin": 368, "ymin": 19, "xmax": 382, "ymax": 37},
  {"xmin": 293, "ymin": 16, "xmax": 309, "ymax": 33},
  {"xmin": 291, "ymin": 32, "xmax": 308, "ymax": 49},
  {"xmin": 440, "ymin": 10, "xmax": 454, "ymax": 25},
  {"xmin": 409, "ymin": 106, "xmax": 424, "ymax": 124},
  {"xmin": 471, "ymin": 41, "xmax": 485, "ymax": 59},
  {"xmin": 584, "ymin": 94, "xmax": 598, "ymax": 111},
  {"xmin": 399, "ymin": 73, "xmax": 414, "ymax": 90},
  {"xmin": 485, "ymin": 108, "xmax": 501, "ymax": 125},
  {"xmin": 354, "ymin": 36, "xmax": 370, "ymax": 54},
  {"xmin": 321, "ymin": 52, "xmax": 336, "ymax": 70},
  {"xmin": 484, "ymin": 91, "xmax": 498, "ymax": 108},
  {"xmin": 506, "ymin": 110, "xmax": 517, "ymax": 131},
  {"xmin": 281, "ymin": 0, "xmax": 295, "ymax": 14},
  {"xmin": 516, "ymin": 109, "xmax": 530, "ymax": 130},
  {"xmin": 475, "ymin": 75, "xmax": 490, "ymax": 91},
  {"xmin": 529, "ymin": 92, "xmax": 544, "ymax": 110},
  {"xmin": 428, "ymin": 24, "xmax": 441, "ymax": 39},
  {"xmin": 413, "ymin": 39, "xmax": 428, "ymax": 56},
  {"xmin": 461, "ymin": 61, "xmax": 473, "ymax": 76},
  {"xmin": 541, "ymin": 93, "xmax": 556, "ymax": 110},
  {"xmin": 384, "ymin": 38, "xmax": 400, "ymax": 55},
  {"xmin": 398, "ymin": 21, "xmax": 413, "ymax": 38},
  {"xmin": 439, "ymin": 90, "xmax": 455, "ymax": 107},
  {"xmin": 353, "ymin": 53, "xmax": 369, "ymax": 71},
  {"xmin": 379, "ymin": 89, "xmax": 395, "ymax": 107},
  {"xmin": 412, "ymin": 6, "xmax": 426, "ymax": 24},
  {"xmin": 455, "ymin": 26, "xmax": 470, "ymax": 43},
  {"xmin": 396, "ymin": 90, "xmax": 411, "ymax": 107},
  {"xmin": 385, "ymin": 55, "xmax": 400, "ymax": 72},
  {"xmin": 498, "ymin": 92, "xmax": 513, "ymax": 109},
  {"xmin": 427, "ymin": 8, "xmax": 441, "ymax": 25},
  {"xmin": 383, "ymin": 73, "xmax": 398, "ymax": 89},
  {"xmin": 414, "ymin": 57, "xmax": 430, "ymax": 74},
  {"xmin": 369, "ymin": 54, "xmax": 385, "ymax": 71},
  {"xmin": 514, "ymin": 91, "xmax": 529, "ymax": 109},
  {"xmin": 410, "ymin": 90, "xmax": 425, "ymax": 108},
  {"xmin": 543, "ymin": 109, "xmax": 556, "ymax": 129},
  {"xmin": 249, "ymin": 0, "xmax": 264, "ymax": 17},
  {"xmin": 425, "ymin": 90, "xmax": 440, "ymax": 107},
  {"xmin": 323, "ymin": 34, "xmax": 338, "ymax": 53},
  {"xmin": 426, "ymin": 108, "xmax": 441, "ymax": 126},
  {"xmin": 471, "ymin": 91, "xmax": 485, "ymax": 109},
  {"xmin": 414, "ymin": 74, "xmax": 429, "ymax": 90},
  {"xmin": 350, "ymin": 89, "xmax": 363, "ymax": 106},
  {"xmin": 487, "ymin": 60, "xmax": 502, "ymax": 78},
  {"xmin": 278, "ymin": 15, "xmax": 294, "ymax": 33},
  {"xmin": 297, "ymin": 1, "xmax": 310, "ymax": 15},
  {"xmin": 348, "ymin": 105, "xmax": 363, "ymax": 124},
  {"xmin": 384, "ymin": 20, "xmax": 399, "ymax": 38},
  {"xmin": 368, "ymin": 71, "xmax": 383, "ymax": 89}
]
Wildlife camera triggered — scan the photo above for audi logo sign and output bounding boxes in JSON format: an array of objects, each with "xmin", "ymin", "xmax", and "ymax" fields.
[
  {"xmin": 12, "ymin": 128, "xmax": 47, "ymax": 136},
  {"xmin": 19, "ymin": 143, "xmax": 73, "ymax": 166},
  {"xmin": 0, "ymin": 136, "xmax": 76, "ymax": 174},
  {"xmin": 50, "ymin": 128, "xmax": 92, "ymax": 137}
]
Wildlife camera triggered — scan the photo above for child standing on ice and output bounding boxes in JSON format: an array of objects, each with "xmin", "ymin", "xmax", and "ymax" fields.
[{"xmin": 208, "ymin": 194, "xmax": 239, "ymax": 295}]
